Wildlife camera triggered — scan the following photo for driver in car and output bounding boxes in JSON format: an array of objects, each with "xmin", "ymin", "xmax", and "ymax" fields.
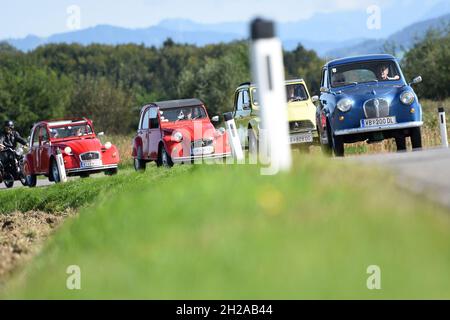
[{"xmin": 377, "ymin": 64, "xmax": 400, "ymax": 81}]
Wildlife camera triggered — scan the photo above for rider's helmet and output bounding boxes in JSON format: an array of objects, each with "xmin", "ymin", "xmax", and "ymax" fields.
[{"xmin": 4, "ymin": 120, "xmax": 14, "ymax": 131}]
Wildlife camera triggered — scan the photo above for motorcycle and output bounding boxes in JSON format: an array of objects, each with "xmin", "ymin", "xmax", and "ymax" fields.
[{"xmin": 0, "ymin": 144, "xmax": 27, "ymax": 188}]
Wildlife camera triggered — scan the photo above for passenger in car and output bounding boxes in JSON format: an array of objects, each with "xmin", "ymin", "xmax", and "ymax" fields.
[{"xmin": 377, "ymin": 64, "xmax": 400, "ymax": 81}]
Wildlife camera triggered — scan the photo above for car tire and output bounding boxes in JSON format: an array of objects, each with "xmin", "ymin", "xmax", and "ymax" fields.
[
  {"xmin": 395, "ymin": 134, "xmax": 407, "ymax": 152},
  {"xmin": 105, "ymin": 168, "xmax": 118, "ymax": 176},
  {"xmin": 321, "ymin": 124, "xmax": 333, "ymax": 156},
  {"xmin": 157, "ymin": 146, "xmax": 173, "ymax": 168},
  {"xmin": 410, "ymin": 127, "xmax": 422, "ymax": 150},
  {"xmin": 332, "ymin": 134, "xmax": 345, "ymax": 157},
  {"xmin": 248, "ymin": 128, "xmax": 258, "ymax": 160},
  {"xmin": 134, "ymin": 148, "xmax": 146, "ymax": 172},
  {"xmin": 51, "ymin": 159, "xmax": 61, "ymax": 183},
  {"xmin": 4, "ymin": 173, "xmax": 14, "ymax": 189},
  {"xmin": 24, "ymin": 162, "xmax": 37, "ymax": 188}
]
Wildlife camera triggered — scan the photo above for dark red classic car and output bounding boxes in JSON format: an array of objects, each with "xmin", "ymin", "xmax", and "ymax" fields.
[
  {"xmin": 132, "ymin": 99, "xmax": 231, "ymax": 169},
  {"xmin": 23, "ymin": 118, "xmax": 120, "ymax": 187}
]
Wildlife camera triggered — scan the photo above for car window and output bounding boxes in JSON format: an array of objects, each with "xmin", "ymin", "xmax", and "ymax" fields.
[
  {"xmin": 39, "ymin": 126, "xmax": 49, "ymax": 145},
  {"xmin": 141, "ymin": 109, "xmax": 149, "ymax": 130},
  {"xmin": 32, "ymin": 127, "xmax": 40, "ymax": 147},
  {"xmin": 236, "ymin": 91, "xmax": 244, "ymax": 111},
  {"xmin": 159, "ymin": 106, "xmax": 207, "ymax": 122},
  {"xmin": 49, "ymin": 124, "xmax": 93, "ymax": 139},
  {"xmin": 251, "ymin": 88, "xmax": 259, "ymax": 106},
  {"xmin": 286, "ymin": 84, "xmax": 309, "ymax": 102},
  {"xmin": 243, "ymin": 90, "xmax": 250, "ymax": 108},
  {"xmin": 149, "ymin": 107, "xmax": 159, "ymax": 129},
  {"xmin": 330, "ymin": 60, "xmax": 401, "ymax": 88}
]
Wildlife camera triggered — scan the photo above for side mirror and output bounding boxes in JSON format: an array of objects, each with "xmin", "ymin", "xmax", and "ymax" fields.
[
  {"xmin": 320, "ymin": 87, "xmax": 330, "ymax": 93},
  {"xmin": 410, "ymin": 76, "xmax": 422, "ymax": 86},
  {"xmin": 311, "ymin": 95, "xmax": 319, "ymax": 103},
  {"xmin": 211, "ymin": 116, "xmax": 220, "ymax": 122},
  {"xmin": 98, "ymin": 132, "xmax": 105, "ymax": 136}
]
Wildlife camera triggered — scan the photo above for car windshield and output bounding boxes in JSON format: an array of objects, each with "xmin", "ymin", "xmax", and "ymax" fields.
[
  {"xmin": 330, "ymin": 60, "xmax": 401, "ymax": 88},
  {"xmin": 251, "ymin": 83, "xmax": 308, "ymax": 106},
  {"xmin": 49, "ymin": 123, "xmax": 94, "ymax": 139},
  {"xmin": 159, "ymin": 106, "xmax": 207, "ymax": 122}
]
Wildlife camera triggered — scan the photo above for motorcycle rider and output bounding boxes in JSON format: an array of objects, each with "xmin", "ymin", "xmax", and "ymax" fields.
[{"xmin": 0, "ymin": 120, "xmax": 27, "ymax": 165}]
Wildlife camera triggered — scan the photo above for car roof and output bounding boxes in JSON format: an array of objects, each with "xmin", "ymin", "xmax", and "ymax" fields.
[
  {"xmin": 237, "ymin": 79, "xmax": 305, "ymax": 90},
  {"xmin": 36, "ymin": 118, "xmax": 90, "ymax": 127},
  {"xmin": 325, "ymin": 54, "xmax": 397, "ymax": 68},
  {"xmin": 146, "ymin": 99, "xmax": 204, "ymax": 110}
]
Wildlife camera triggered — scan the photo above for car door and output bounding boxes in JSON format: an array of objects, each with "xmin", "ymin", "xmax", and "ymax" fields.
[
  {"xmin": 138, "ymin": 108, "xmax": 150, "ymax": 159},
  {"xmin": 30, "ymin": 126, "xmax": 41, "ymax": 174},
  {"xmin": 233, "ymin": 89, "xmax": 252, "ymax": 146},
  {"xmin": 38, "ymin": 126, "xmax": 51, "ymax": 174},
  {"xmin": 148, "ymin": 107, "xmax": 161, "ymax": 160}
]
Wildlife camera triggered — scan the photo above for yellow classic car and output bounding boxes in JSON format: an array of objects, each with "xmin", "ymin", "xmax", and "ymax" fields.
[{"xmin": 232, "ymin": 79, "xmax": 318, "ymax": 152}]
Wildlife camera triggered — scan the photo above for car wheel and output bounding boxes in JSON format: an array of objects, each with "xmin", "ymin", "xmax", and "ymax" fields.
[
  {"xmin": 80, "ymin": 174, "xmax": 90, "ymax": 179},
  {"xmin": 332, "ymin": 134, "xmax": 345, "ymax": 157},
  {"xmin": 321, "ymin": 124, "xmax": 333, "ymax": 156},
  {"xmin": 105, "ymin": 168, "xmax": 118, "ymax": 176},
  {"xmin": 395, "ymin": 134, "xmax": 407, "ymax": 152},
  {"xmin": 51, "ymin": 159, "xmax": 61, "ymax": 183},
  {"xmin": 26, "ymin": 174, "xmax": 37, "ymax": 188},
  {"xmin": 134, "ymin": 148, "xmax": 146, "ymax": 172},
  {"xmin": 248, "ymin": 128, "xmax": 258, "ymax": 160},
  {"xmin": 157, "ymin": 146, "xmax": 173, "ymax": 168},
  {"xmin": 4, "ymin": 173, "xmax": 14, "ymax": 189},
  {"xmin": 410, "ymin": 127, "xmax": 422, "ymax": 150}
]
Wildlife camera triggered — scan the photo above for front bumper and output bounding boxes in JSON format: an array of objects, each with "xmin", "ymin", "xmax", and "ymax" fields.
[
  {"xmin": 173, "ymin": 152, "xmax": 232, "ymax": 163},
  {"xmin": 334, "ymin": 121, "xmax": 423, "ymax": 136},
  {"xmin": 66, "ymin": 164, "xmax": 118, "ymax": 174}
]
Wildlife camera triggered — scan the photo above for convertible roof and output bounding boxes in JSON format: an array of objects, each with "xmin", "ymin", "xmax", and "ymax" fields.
[{"xmin": 151, "ymin": 99, "xmax": 204, "ymax": 110}]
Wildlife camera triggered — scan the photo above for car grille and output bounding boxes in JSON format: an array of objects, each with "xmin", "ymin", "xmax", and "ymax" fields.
[
  {"xmin": 363, "ymin": 98, "xmax": 390, "ymax": 119},
  {"xmin": 192, "ymin": 139, "xmax": 214, "ymax": 149},
  {"xmin": 80, "ymin": 152, "xmax": 101, "ymax": 161},
  {"xmin": 289, "ymin": 120, "xmax": 315, "ymax": 133}
]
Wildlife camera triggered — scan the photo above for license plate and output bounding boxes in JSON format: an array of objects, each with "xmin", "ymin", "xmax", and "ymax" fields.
[
  {"xmin": 192, "ymin": 146, "xmax": 214, "ymax": 156},
  {"xmin": 80, "ymin": 159, "xmax": 102, "ymax": 168},
  {"xmin": 361, "ymin": 116, "xmax": 397, "ymax": 128},
  {"xmin": 290, "ymin": 133, "xmax": 313, "ymax": 144}
]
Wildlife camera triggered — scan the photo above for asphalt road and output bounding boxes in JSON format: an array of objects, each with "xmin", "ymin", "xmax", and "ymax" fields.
[
  {"xmin": 0, "ymin": 178, "xmax": 53, "ymax": 190},
  {"xmin": 350, "ymin": 147, "xmax": 450, "ymax": 208}
]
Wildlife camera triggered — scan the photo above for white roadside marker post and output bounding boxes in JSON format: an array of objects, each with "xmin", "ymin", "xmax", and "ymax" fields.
[
  {"xmin": 56, "ymin": 149, "xmax": 68, "ymax": 183},
  {"xmin": 250, "ymin": 18, "xmax": 291, "ymax": 175},
  {"xmin": 438, "ymin": 107, "xmax": 448, "ymax": 148},
  {"xmin": 224, "ymin": 112, "xmax": 244, "ymax": 162}
]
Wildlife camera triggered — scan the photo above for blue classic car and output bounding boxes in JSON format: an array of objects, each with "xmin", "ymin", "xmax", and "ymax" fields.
[{"xmin": 314, "ymin": 54, "xmax": 423, "ymax": 156}]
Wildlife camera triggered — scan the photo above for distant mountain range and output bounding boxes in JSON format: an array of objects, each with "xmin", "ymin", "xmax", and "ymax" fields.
[
  {"xmin": 3, "ymin": 5, "xmax": 450, "ymax": 58},
  {"xmin": 325, "ymin": 13, "xmax": 450, "ymax": 58}
]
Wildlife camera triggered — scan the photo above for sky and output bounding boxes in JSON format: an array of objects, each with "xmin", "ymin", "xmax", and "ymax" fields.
[{"xmin": 0, "ymin": 0, "xmax": 444, "ymax": 39}]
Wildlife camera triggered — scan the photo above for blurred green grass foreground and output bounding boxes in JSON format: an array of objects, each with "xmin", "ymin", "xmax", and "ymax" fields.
[{"xmin": 2, "ymin": 155, "xmax": 450, "ymax": 299}]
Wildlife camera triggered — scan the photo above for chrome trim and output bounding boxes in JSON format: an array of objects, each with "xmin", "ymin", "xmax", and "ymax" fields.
[
  {"xmin": 66, "ymin": 164, "xmax": 118, "ymax": 174},
  {"xmin": 173, "ymin": 152, "xmax": 232, "ymax": 163},
  {"xmin": 79, "ymin": 151, "xmax": 101, "ymax": 162},
  {"xmin": 334, "ymin": 121, "xmax": 423, "ymax": 136},
  {"xmin": 363, "ymin": 98, "xmax": 390, "ymax": 119}
]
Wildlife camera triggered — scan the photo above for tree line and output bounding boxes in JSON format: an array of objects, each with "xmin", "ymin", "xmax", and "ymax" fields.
[{"xmin": 0, "ymin": 27, "xmax": 449, "ymax": 135}]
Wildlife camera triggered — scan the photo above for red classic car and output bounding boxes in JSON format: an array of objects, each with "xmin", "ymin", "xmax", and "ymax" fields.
[
  {"xmin": 132, "ymin": 99, "xmax": 231, "ymax": 169},
  {"xmin": 23, "ymin": 118, "xmax": 120, "ymax": 187}
]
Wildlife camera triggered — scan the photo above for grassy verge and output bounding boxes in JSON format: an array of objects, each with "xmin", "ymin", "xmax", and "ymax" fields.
[
  {"xmin": 2, "ymin": 156, "xmax": 450, "ymax": 299},
  {"xmin": 0, "ymin": 166, "xmax": 191, "ymax": 215}
]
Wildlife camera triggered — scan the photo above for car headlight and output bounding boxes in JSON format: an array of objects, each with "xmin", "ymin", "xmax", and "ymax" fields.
[
  {"xmin": 400, "ymin": 91, "xmax": 415, "ymax": 105},
  {"xmin": 64, "ymin": 147, "xmax": 72, "ymax": 155},
  {"xmin": 172, "ymin": 131, "xmax": 183, "ymax": 142},
  {"xmin": 104, "ymin": 142, "xmax": 112, "ymax": 150},
  {"xmin": 337, "ymin": 98, "xmax": 353, "ymax": 112}
]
